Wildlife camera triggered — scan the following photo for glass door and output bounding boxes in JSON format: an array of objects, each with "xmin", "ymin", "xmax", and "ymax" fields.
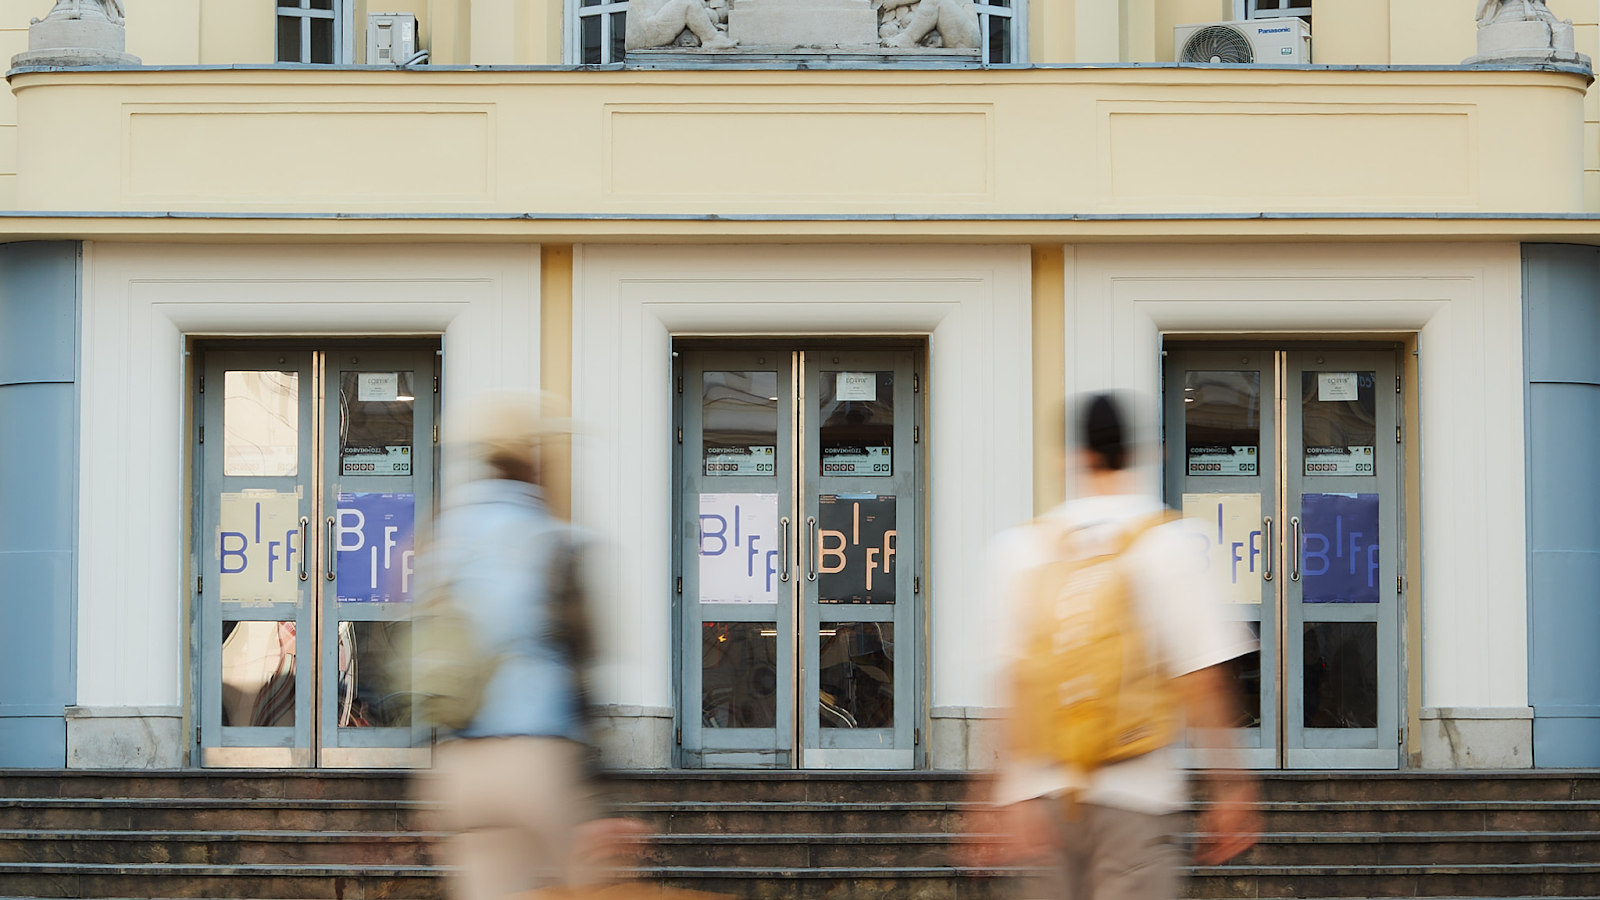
[
  {"xmin": 677, "ymin": 345, "xmax": 922, "ymax": 769},
  {"xmin": 1164, "ymin": 345, "xmax": 1401, "ymax": 770},
  {"xmin": 196, "ymin": 344, "xmax": 438, "ymax": 768}
]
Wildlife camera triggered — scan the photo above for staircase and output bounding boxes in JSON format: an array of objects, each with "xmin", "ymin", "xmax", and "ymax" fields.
[{"xmin": 3, "ymin": 769, "xmax": 1600, "ymax": 898}]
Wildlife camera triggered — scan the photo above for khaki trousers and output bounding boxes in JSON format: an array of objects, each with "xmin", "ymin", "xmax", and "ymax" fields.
[
  {"xmin": 1024, "ymin": 800, "xmax": 1184, "ymax": 900},
  {"xmin": 429, "ymin": 737, "xmax": 596, "ymax": 900}
]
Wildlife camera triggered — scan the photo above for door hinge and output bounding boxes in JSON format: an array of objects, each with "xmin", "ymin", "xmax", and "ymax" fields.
[
  {"xmin": 914, "ymin": 576, "xmax": 921, "ymax": 594},
  {"xmin": 677, "ymin": 426, "xmax": 683, "ymax": 444},
  {"xmin": 1396, "ymin": 425, "xmax": 1401, "ymax": 443},
  {"xmin": 1398, "ymin": 726, "xmax": 1405, "ymax": 747},
  {"xmin": 195, "ymin": 726, "xmax": 201, "ymax": 746},
  {"xmin": 676, "ymin": 576, "xmax": 683, "ymax": 594},
  {"xmin": 913, "ymin": 373, "xmax": 921, "ymax": 394},
  {"xmin": 676, "ymin": 376, "xmax": 683, "ymax": 394},
  {"xmin": 913, "ymin": 426, "xmax": 920, "ymax": 443},
  {"xmin": 675, "ymin": 726, "xmax": 683, "ymax": 745},
  {"xmin": 433, "ymin": 424, "xmax": 439, "ymax": 445},
  {"xmin": 198, "ymin": 425, "xmax": 204, "ymax": 444},
  {"xmin": 434, "ymin": 374, "xmax": 440, "ymax": 394},
  {"xmin": 1397, "ymin": 575, "xmax": 1406, "ymax": 594},
  {"xmin": 914, "ymin": 727, "xmax": 921, "ymax": 745},
  {"xmin": 1396, "ymin": 374, "xmax": 1402, "ymax": 394},
  {"xmin": 197, "ymin": 575, "xmax": 203, "ymax": 595},
  {"xmin": 198, "ymin": 374, "xmax": 204, "ymax": 393}
]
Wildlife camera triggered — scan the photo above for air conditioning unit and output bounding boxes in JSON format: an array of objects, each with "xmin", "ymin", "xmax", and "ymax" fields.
[
  {"xmin": 1175, "ymin": 17, "xmax": 1311, "ymax": 64},
  {"xmin": 367, "ymin": 12, "xmax": 418, "ymax": 65}
]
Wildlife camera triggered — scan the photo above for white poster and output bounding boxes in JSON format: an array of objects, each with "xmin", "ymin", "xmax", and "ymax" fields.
[
  {"xmin": 358, "ymin": 372, "xmax": 399, "ymax": 402},
  {"xmin": 1181, "ymin": 492, "xmax": 1265, "ymax": 605},
  {"xmin": 835, "ymin": 372, "xmax": 878, "ymax": 402},
  {"xmin": 218, "ymin": 490, "xmax": 303, "ymax": 604},
  {"xmin": 699, "ymin": 493, "xmax": 780, "ymax": 604},
  {"xmin": 1317, "ymin": 372, "xmax": 1359, "ymax": 401}
]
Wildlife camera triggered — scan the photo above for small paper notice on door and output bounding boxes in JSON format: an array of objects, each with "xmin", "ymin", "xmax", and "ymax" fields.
[
  {"xmin": 1318, "ymin": 372, "xmax": 1358, "ymax": 402},
  {"xmin": 358, "ymin": 373, "xmax": 399, "ymax": 402},
  {"xmin": 836, "ymin": 372, "xmax": 877, "ymax": 402}
]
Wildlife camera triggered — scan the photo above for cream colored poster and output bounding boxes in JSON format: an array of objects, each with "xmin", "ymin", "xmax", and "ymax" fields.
[
  {"xmin": 1182, "ymin": 493, "xmax": 1264, "ymax": 605},
  {"xmin": 218, "ymin": 491, "xmax": 303, "ymax": 604}
]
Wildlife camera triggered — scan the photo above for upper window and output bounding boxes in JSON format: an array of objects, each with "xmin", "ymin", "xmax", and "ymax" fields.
[
  {"xmin": 1243, "ymin": 0, "xmax": 1310, "ymax": 24},
  {"xmin": 565, "ymin": 0, "xmax": 1023, "ymax": 65},
  {"xmin": 277, "ymin": 0, "xmax": 353, "ymax": 64}
]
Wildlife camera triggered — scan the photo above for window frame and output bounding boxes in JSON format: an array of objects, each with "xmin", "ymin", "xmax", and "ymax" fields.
[
  {"xmin": 1237, "ymin": 0, "xmax": 1312, "ymax": 21},
  {"xmin": 276, "ymin": 0, "xmax": 355, "ymax": 65}
]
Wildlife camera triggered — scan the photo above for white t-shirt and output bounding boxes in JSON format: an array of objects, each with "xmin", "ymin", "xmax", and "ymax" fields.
[{"xmin": 988, "ymin": 493, "xmax": 1258, "ymax": 815}]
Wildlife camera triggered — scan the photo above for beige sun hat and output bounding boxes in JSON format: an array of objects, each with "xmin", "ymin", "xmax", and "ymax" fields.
[{"xmin": 452, "ymin": 391, "xmax": 574, "ymax": 470}]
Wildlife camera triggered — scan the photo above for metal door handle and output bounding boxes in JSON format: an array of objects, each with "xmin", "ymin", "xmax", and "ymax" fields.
[
  {"xmin": 1289, "ymin": 516, "xmax": 1302, "ymax": 583},
  {"xmin": 779, "ymin": 517, "xmax": 791, "ymax": 583},
  {"xmin": 806, "ymin": 516, "xmax": 818, "ymax": 582},
  {"xmin": 325, "ymin": 516, "xmax": 337, "ymax": 582},
  {"xmin": 1261, "ymin": 516, "xmax": 1274, "ymax": 582},
  {"xmin": 298, "ymin": 516, "xmax": 310, "ymax": 582}
]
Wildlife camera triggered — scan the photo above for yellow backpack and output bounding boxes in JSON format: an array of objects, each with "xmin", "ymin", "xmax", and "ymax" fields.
[{"xmin": 1009, "ymin": 511, "xmax": 1180, "ymax": 772}]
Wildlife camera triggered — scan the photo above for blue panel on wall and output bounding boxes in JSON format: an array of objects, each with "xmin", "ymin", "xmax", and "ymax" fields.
[
  {"xmin": 0, "ymin": 242, "xmax": 77, "ymax": 387},
  {"xmin": 0, "ymin": 717, "xmax": 66, "ymax": 768},
  {"xmin": 1527, "ymin": 383, "xmax": 1600, "ymax": 551},
  {"xmin": 0, "ymin": 383, "xmax": 75, "ymax": 554},
  {"xmin": 0, "ymin": 551, "xmax": 74, "ymax": 707},
  {"xmin": 1528, "ymin": 550, "xmax": 1600, "ymax": 708},
  {"xmin": 1525, "ymin": 244, "xmax": 1600, "ymax": 386},
  {"xmin": 1534, "ymin": 716, "xmax": 1600, "ymax": 769}
]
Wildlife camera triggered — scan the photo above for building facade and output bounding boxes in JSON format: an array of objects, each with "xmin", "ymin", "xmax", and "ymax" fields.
[{"xmin": 2, "ymin": 0, "xmax": 1599, "ymax": 774}]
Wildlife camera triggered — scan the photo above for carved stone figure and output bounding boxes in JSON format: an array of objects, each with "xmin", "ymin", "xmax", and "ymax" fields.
[
  {"xmin": 32, "ymin": 0, "xmax": 125, "ymax": 27},
  {"xmin": 876, "ymin": 0, "xmax": 978, "ymax": 49},
  {"xmin": 1465, "ymin": 0, "xmax": 1588, "ymax": 67},
  {"xmin": 625, "ymin": 0, "xmax": 737, "ymax": 50}
]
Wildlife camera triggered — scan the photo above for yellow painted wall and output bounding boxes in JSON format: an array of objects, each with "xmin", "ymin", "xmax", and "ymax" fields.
[
  {"xmin": 1029, "ymin": 0, "xmax": 1074, "ymax": 62},
  {"xmin": 1155, "ymin": 0, "xmax": 1230, "ymax": 63},
  {"xmin": 198, "ymin": 0, "xmax": 274, "ymax": 64},
  {"xmin": 1311, "ymin": 0, "xmax": 1388, "ymax": 65},
  {"xmin": 0, "ymin": 3, "xmax": 28, "ymax": 208},
  {"xmin": 9, "ymin": 66, "xmax": 1588, "ymax": 217},
  {"xmin": 127, "ymin": 0, "xmax": 202, "ymax": 65}
]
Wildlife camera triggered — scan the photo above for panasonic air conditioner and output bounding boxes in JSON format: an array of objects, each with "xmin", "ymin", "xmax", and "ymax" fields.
[{"xmin": 1175, "ymin": 17, "xmax": 1311, "ymax": 64}]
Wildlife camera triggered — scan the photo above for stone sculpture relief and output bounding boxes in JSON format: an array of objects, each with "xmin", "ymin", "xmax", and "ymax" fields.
[
  {"xmin": 625, "ymin": 0, "xmax": 737, "ymax": 50},
  {"xmin": 32, "ymin": 0, "xmax": 125, "ymax": 27},
  {"xmin": 1465, "ymin": 0, "xmax": 1588, "ymax": 66},
  {"xmin": 876, "ymin": 0, "xmax": 979, "ymax": 49}
]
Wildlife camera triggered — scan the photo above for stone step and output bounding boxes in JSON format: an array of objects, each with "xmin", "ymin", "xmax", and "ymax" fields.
[
  {"xmin": 0, "ymin": 830, "xmax": 445, "ymax": 866},
  {"xmin": 602, "ymin": 771, "xmax": 973, "ymax": 804},
  {"xmin": 0, "ymin": 798, "xmax": 430, "ymax": 833},
  {"xmin": 0, "ymin": 772, "xmax": 413, "ymax": 803},
  {"xmin": 0, "ymin": 862, "xmax": 442, "ymax": 900},
  {"xmin": 1229, "ymin": 831, "xmax": 1600, "ymax": 867},
  {"xmin": 1185, "ymin": 863, "xmax": 1600, "ymax": 899}
]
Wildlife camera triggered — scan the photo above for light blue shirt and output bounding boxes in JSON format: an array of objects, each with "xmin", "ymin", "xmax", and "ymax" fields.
[{"xmin": 428, "ymin": 479, "xmax": 586, "ymax": 742}]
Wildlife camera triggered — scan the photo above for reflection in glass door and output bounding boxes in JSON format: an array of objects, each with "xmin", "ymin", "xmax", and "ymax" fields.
[
  {"xmin": 196, "ymin": 345, "xmax": 439, "ymax": 768},
  {"xmin": 1164, "ymin": 346, "xmax": 1402, "ymax": 769},
  {"xmin": 677, "ymin": 346, "xmax": 922, "ymax": 769}
]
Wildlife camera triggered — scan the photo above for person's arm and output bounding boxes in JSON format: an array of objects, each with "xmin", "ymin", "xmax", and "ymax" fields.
[{"xmin": 1174, "ymin": 663, "xmax": 1260, "ymax": 866}]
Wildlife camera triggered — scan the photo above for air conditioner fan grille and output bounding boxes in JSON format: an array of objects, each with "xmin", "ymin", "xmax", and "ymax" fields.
[{"xmin": 1181, "ymin": 24, "xmax": 1254, "ymax": 64}]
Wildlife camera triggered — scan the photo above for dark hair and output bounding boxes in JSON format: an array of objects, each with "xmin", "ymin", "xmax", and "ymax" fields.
[{"xmin": 1079, "ymin": 392, "xmax": 1129, "ymax": 471}]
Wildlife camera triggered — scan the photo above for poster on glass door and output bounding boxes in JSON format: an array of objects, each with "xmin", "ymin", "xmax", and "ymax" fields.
[
  {"xmin": 1300, "ymin": 493, "xmax": 1379, "ymax": 603},
  {"xmin": 335, "ymin": 492, "xmax": 415, "ymax": 602},
  {"xmin": 218, "ymin": 491, "xmax": 303, "ymax": 604},
  {"xmin": 699, "ymin": 493, "xmax": 779, "ymax": 604},
  {"xmin": 817, "ymin": 494, "xmax": 896, "ymax": 604},
  {"xmin": 1181, "ymin": 493, "xmax": 1264, "ymax": 605}
]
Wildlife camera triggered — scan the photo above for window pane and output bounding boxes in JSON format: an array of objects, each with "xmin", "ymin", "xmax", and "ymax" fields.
[
  {"xmin": 224, "ymin": 371, "xmax": 300, "ymax": 477},
  {"xmin": 278, "ymin": 0, "xmax": 304, "ymax": 8},
  {"xmin": 819, "ymin": 371, "xmax": 893, "ymax": 477},
  {"xmin": 1185, "ymin": 371, "xmax": 1260, "ymax": 476},
  {"xmin": 611, "ymin": 12, "xmax": 627, "ymax": 63},
  {"xmin": 310, "ymin": 0, "xmax": 335, "ymax": 8},
  {"xmin": 1303, "ymin": 622, "xmax": 1378, "ymax": 728},
  {"xmin": 221, "ymin": 621, "xmax": 297, "ymax": 727},
  {"xmin": 310, "ymin": 16, "xmax": 334, "ymax": 63},
  {"xmin": 582, "ymin": 13, "xmax": 602, "ymax": 64},
  {"xmin": 1301, "ymin": 370, "xmax": 1376, "ymax": 477},
  {"xmin": 338, "ymin": 372, "xmax": 415, "ymax": 476},
  {"xmin": 703, "ymin": 371, "xmax": 777, "ymax": 476},
  {"xmin": 336, "ymin": 621, "xmax": 411, "ymax": 728},
  {"xmin": 277, "ymin": 14, "xmax": 303, "ymax": 62},
  {"xmin": 819, "ymin": 622, "xmax": 893, "ymax": 728},
  {"xmin": 986, "ymin": 12, "xmax": 1011, "ymax": 63},
  {"xmin": 702, "ymin": 622, "xmax": 778, "ymax": 728}
]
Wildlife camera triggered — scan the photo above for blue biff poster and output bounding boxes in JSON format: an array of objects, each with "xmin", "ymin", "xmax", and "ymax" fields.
[
  {"xmin": 1300, "ymin": 492, "xmax": 1379, "ymax": 604},
  {"xmin": 335, "ymin": 492, "xmax": 415, "ymax": 602}
]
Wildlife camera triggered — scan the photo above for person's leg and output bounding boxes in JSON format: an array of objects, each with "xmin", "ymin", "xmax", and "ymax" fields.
[{"xmin": 1081, "ymin": 804, "xmax": 1183, "ymax": 900}]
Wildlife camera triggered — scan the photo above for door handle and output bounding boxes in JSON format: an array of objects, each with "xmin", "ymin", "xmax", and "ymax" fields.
[
  {"xmin": 806, "ymin": 516, "xmax": 818, "ymax": 582},
  {"xmin": 1261, "ymin": 516, "xmax": 1274, "ymax": 582},
  {"xmin": 779, "ymin": 517, "xmax": 791, "ymax": 583},
  {"xmin": 325, "ymin": 516, "xmax": 337, "ymax": 582},
  {"xmin": 1289, "ymin": 516, "xmax": 1302, "ymax": 583},
  {"xmin": 298, "ymin": 516, "xmax": 310, "ymax": 582}
]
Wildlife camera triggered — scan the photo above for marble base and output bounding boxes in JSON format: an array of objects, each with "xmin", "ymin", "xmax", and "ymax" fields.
[
  {"xmin": 728, "ymin": 0, "xmax": 878, "ymax": 50},
  {"xmin": 1464, "ymin": 16, "xmax": 1590, "ymax": 68},
  {"xmin": 590, "ymin": 704, "xmax": 674, "ymax": 769},
  {"xmin": 12, "ymin": 47, "xmax": 141, "ymax": 68},
  {"xmin": 65, "ymin": 706, "xmax": 184, "ymax": 768},
  {"xmin": 928, "ymin": 706, "xmax": 1004, "ymax": 771},
  {"xmin": 1417, "ymin": 706, "xmax": 1534, "ymax": 769}
]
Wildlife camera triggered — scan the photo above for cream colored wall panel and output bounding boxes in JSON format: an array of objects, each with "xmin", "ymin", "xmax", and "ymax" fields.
[
  {"xmin": 606, "ymin": 105, "xmax": 990, "ymax": 200},
  {"xmin": 1105, "ymin": 104, "xmax": 1472, "ymax": 208},
  {"xmin": 125, "ymin": 106, "xmax": 493, "ymax": 203},
  {"xmin": 1548, "ymin": 0, "xmax": 1598, "ymax": 26},
  {"xmin": 1388, "ymin": 0, "xmax": 1476, "ymax": 64},
  {"xmin": 0, "ymin": 125, "xmax": 15, "ymax": 174},
  {"xmin": 0, "ymin": 174, "xmax": 14, "ymax": 210},
  {"xmin": 1312, "ymin": 0, "xmax": 1389, "ymax": 64},
  {"xmin": 2, "ymin": 5, "xmax": 37, "ymax": 29},
  {"xmin": 1031, "ymin": 0, "xmax": 1075, "ymax": 63},
  {"xmin": 472, "ymin": 0, "xmax": 517, "ymax": 62},
  {"xmin": 1123, "ymin": 0, "xmax": 1157, "ymax": 62},
  {"xmin": 1155, "ymin": 0, "xmax": 1230, "ymax": 62},
  {"xmin": 1076, "ymin": 0, "xmax": 1119, "ymax": 61},
  {"xmin": 1587, "ymin": 170, "xmax": 1600, "ymax": 211},
  {"xmin": 9, "ymin": 68, "xmax": 1590, "ymax": 215},
  {"xmin": 199, "ymin": 0, "xmax": 274, "ymax": 63},
  {"xmin": 126, "ymin": 0, "xmax": 201, "ymax": 65}
]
